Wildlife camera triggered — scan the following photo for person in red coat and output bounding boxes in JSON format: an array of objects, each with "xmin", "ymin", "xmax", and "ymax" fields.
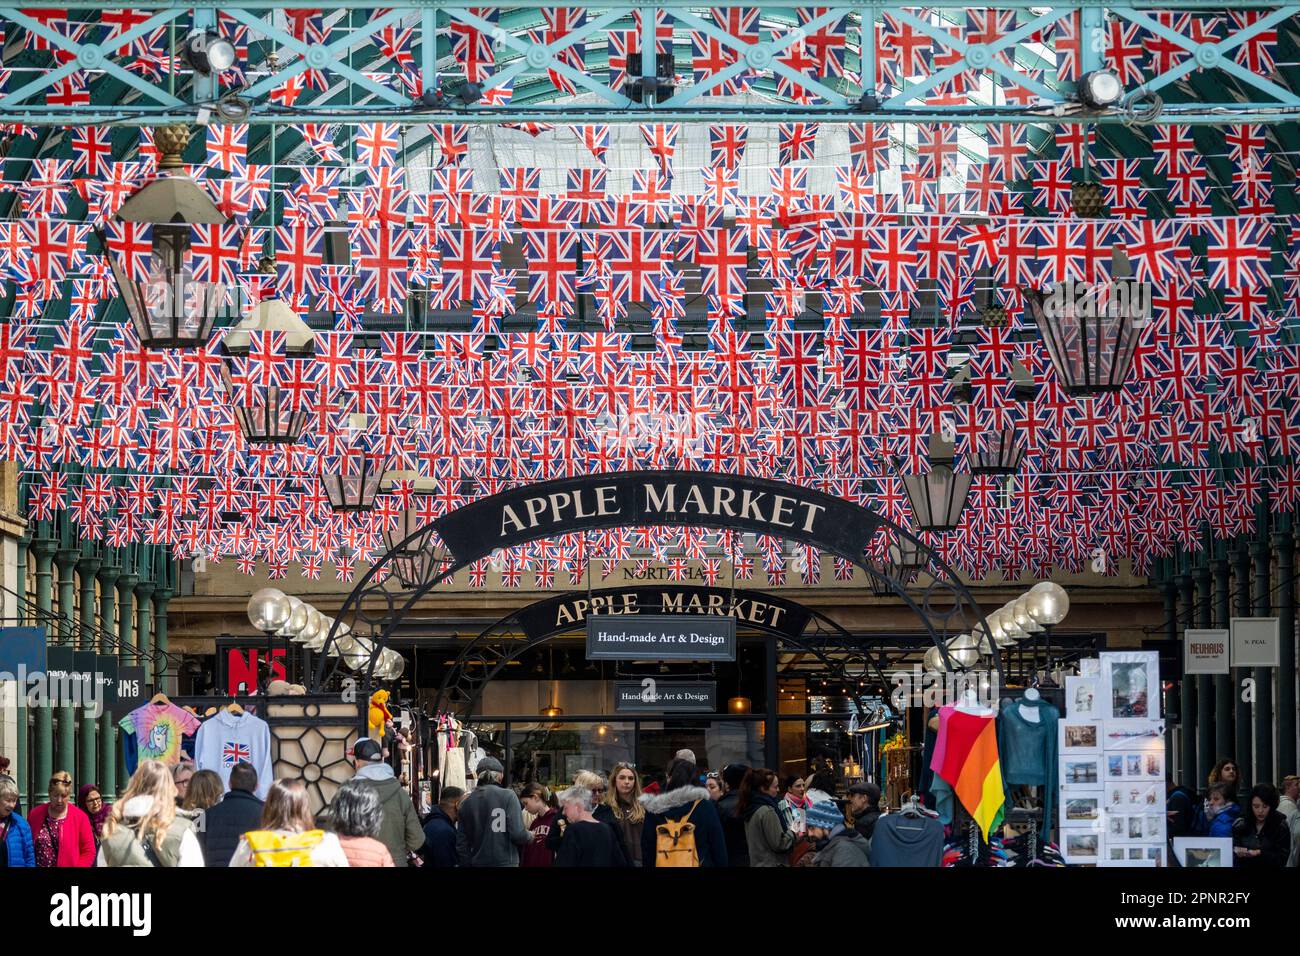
[{"xmin": 28, "ymin": 771, "xmax": 96, "ymax": 867}]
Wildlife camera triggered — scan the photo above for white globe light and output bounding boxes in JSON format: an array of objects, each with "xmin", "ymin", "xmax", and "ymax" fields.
[
  {"xmin": 1012, "ymin": 595, "xmax": 1043, "ymax": 633},
  {"xmin": 342, "ymin": 636, "xmax": 376, "ymax": 671},
  {"xmin": 1028, "ymin": 581, "xmax": 1070, "ymax": 625},
  {"xmin": 277, "ymin": 596, "xmax": 308, "ymax": 638},
  {"xmin": 247, "ymin": 588, "xmax": 290, "ymax": 632},
  {"xmin": 922, "ymin": 645, "xmax": 943, "ymax": 672},
  {"xmin": 946, "ymin": 633, "xmax": 981, "ymax": 669}
]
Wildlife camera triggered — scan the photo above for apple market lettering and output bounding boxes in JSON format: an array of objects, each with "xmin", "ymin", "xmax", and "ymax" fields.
[
  {"xmin": 552, "ymin": 591, "xmax": 787, "ymax": 631},
  {"xmin": 497, "ymin": 481, "xmax": 826, "ymax": 539}
]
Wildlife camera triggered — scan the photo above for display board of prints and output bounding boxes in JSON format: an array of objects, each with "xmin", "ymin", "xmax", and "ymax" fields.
[{"xmin": 1059, "ymin": 655, "xmax": 1168, "ymax": 867}]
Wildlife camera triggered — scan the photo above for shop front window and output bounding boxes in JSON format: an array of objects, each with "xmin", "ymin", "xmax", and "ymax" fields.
[
  {"xmin": 637, "ymin": 719, "xmax": 765, "ymax": 786},
  {"xmin": 507, "ymin": 721, "xmax": 633, "ymax": 790},
  {"xmin": 778, "ymin": 718, "xmax": 874, "ymax": 799}
]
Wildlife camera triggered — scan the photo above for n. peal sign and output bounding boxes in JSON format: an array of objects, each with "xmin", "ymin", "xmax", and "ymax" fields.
[
  {"xmin": 1184, "ymin": 629, "xmax": 1230, "ymax": 675},
  {"xmin": 615, "ymin": 680, "xmax": 717, "ymax": 714},
  {"xmin": 516, "ymin": 585, "xmax": 810, "ymax": 643},
  {"xmin": 1231, "ymin": 617, "xmax": 1280, "ymax": 668},
  {"xmin": 434, "ymin": 471, "xmax": 883, "ymax": 567},
  {"xmin": 587, "ymin": 614, "xmax": 736, "ymax": 661}
]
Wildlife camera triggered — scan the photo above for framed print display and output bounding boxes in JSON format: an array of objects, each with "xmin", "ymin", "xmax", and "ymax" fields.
[
  {"xmin": 1061, "ymin": 793, "xmax": 1102, "ymax": 826},
  {"xmin": 1106, "ymin": 813, "xmax": 1165, "ymax": 843},
  {"xmin": 1061, "ymin": 756, "xmax": 1102, "ymax": 787},
  {"xmin": 1172, "ymin": 837, "xmax": 1233, "ymax": 868},
  {"xmin": 1065, "ymin": 676, "xmax": 1099, "ymax": 719},
  {"xmin": 1061, "ymin": 720, "xmax": 1101, "ymax": 754},
  {"xmin": 1062, "ymin": 830, "xmax": 1101, "ymax": 864},
  {"xmin": 1099, "ymin": 651, "xmax": 1160, "ymax": 719},
  {"xmin": 1104, "ymin": 719, "xmax": 1166, "ymax": 752}
]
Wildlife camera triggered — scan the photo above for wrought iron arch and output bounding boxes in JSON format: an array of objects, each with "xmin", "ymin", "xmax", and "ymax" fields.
[
  {"xmin": 311, "ymin": 471, "xmax": 999, "ymax": 697},
  {"xmin": 434, "ymin": 584, "xmax": 890, "ymax": 717}
]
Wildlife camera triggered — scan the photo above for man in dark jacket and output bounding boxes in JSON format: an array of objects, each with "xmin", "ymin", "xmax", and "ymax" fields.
[
  {"xmin": 352, "ymin": 737, "xmax": 425, "ymax": 866},
  {"xmin": 456, "ymin": 757, "xmax": 530, "ymax": 866},
  {"xmin": 716, "ymin": 764, "xmax": 750, "ymax": 867},
  {"xmin": 846, "ymin": 781, "xmax": 881, "ymax": 841},
  {"xmin": 806, "ymin": 801, "xmax": 870, "ymax": 867},
  {"xmin": 639, "ymin": 758, "xmax": 728, "ymax": 867},
  {"xmin": 421, "ymin": 787, "xmax": 463, "ymax": 867},
  {"xmin": 199, "ymin": 761, "xmax": 264, "ymax": 867}
]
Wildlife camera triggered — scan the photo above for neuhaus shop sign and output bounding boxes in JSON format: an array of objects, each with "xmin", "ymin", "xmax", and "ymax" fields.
[{"xmin": 434, "ymin": 471, "xmax": 882, "ymax": 566}]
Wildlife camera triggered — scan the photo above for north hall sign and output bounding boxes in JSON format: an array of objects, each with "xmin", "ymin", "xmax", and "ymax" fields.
[
  {"xmin": 513, "ymin": 585, "xmax": 812, "ymax": 643},
  {"xmin": 434, "ymin": 471, "xmax": 882, "ymax": 567}
]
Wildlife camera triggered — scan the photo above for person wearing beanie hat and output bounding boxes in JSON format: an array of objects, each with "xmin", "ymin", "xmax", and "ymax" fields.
[
  {"xmin": 455, "ymin": 755, "xmax": 530, "ymax": 866},
  {"xmin": 805, "ymin": 801, "xmax": 870, "ymax": 868},
  {"xmin": 846, "ymin": 781, "xmax": 882, "ymax": 841}
]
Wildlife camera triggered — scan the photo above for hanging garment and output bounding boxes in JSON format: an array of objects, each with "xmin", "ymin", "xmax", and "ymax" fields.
[
  {"xmin": 442, "ymin": 748, "xmax": 467, "ymax": 791},
  {"xmin": 119, "ymin": 701, "xmax": 202, "ymax": 767},
  {"xmin": 931, "ymin": 705, "xmax": 1005, "ymax": 842},
  {"xmin": 194, "ymin": 709, "xmax": 274, "ymax": 799},
  {"xmin": 868, "ymin": 812, "xmax": 945, "ymax": 867},
  {"xmin": 996, "ymin": 697, "xmax": 1060, "ymax": 831}
]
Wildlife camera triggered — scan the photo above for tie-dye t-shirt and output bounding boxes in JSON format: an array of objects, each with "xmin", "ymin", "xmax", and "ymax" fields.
[{"xmin": 120, "ymin": 703, "xmax": 201, "ymax": 765}]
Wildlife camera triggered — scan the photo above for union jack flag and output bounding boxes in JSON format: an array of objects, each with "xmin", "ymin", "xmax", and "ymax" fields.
[{"xmin": 356, "ymin": 123, "xmax": 401, "ymax": 167}]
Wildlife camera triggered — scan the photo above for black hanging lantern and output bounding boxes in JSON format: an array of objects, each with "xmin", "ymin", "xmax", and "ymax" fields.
[
  {"xmin": 866, "ymin": 555, "xmax": 895, "ymax": 597},
  {"xmin": 219, "ymin": 259, "xmax": 316, "ymax": 445},
  {"xmin": 101, "ymin": 124, "xmax": 231, "ymax": 349},
  {"xmin": 888, "ymin": 535, "xmax": 928, "ymax": 578},
  {"xmin": 384, "ymin": 505, "xmax": 434, "ymax": 589},
  {"xmin": 897, "ymin": 435, "xmax": 972, "ymax": 532},
  {"xmin": 970, "ymin": 428, "xmax": 1026, "ymax": 476},
  {"xmin": 1024, "ymin": 286, "xmax": 1141, "ymax": 395},
  {"xmin": 322, "ymin": 449, "xmax": 386, "ymax": 512}
]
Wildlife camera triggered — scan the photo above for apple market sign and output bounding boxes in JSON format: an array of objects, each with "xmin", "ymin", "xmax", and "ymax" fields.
[{"xmin": 434, "ymin": 471, "xmax": 883, "ymax": 566}]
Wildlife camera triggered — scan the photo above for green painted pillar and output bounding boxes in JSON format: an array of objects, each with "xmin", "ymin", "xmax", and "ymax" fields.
[
  {"xmin": 1277, "ymin": 527, "xmax": 1296, "ymax": 777},
  {"xmin": 116, "ymin": 571, "xmax": 138, "ymax": 666},
  {"xmin": 1195, "ymin": 557, "xmax": 1214, "ymax": 787},
  {"xmin": 135, "ymin": 581, "xmax": 155, "ymax": 686},
  {"xmin": 76, "ymin": 556, "xmax": 101, "ymax": 791},
  {"xmin": 1161, "ymin": 567, "xmax": 1178, "ymax": 780},
  {"xmin": 54, "ymin": 549, "xmax": 78, "ymax": 781},
  {"xmin": 30, "ymin": 538, "xmax": 56, "ymax": 808},
  {"xmin": 96, "ymin": 562, "xmax": 120, "ymax": 798},
  {"xmin": 1253, "ymin": 531, "xmax": 1273, "ymax": 786},
  {"xmin": 1177, "ymin": 569, "xmax": 1196, "ymax": 789},
  {"xmin": 13, "ymin": 535, "xmax": 29, "ymax": 806},
  {"xmin": 1233, "ymin": 542, "xmax": 1253, "ymax": 788},
  {"xmin": 1213, "ymin": 554, "xmax": 1234, "ymax": 768},
  {"xmin": 153, "ymin": 589, "xmax": 173, "ymax": 697},
  {"xmin": 115, "ymin": 569, "xmax": 138, "ymax": 791}
]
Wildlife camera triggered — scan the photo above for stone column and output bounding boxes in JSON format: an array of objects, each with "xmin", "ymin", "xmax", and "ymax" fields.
[
  {"xmin": 1195, "ymin": 555, "xmax": 1214, "ymax": 786},
  {"xmin": 54, "ymin": 549, "xmax": 78, "ymax": 779},
  {"xmin": 115, "ymin": 568, "xmax": 138, "ymax": 790},
  {"xmin": 13, "ymin": 535, "xmax": 29, "ymax": 805},
  {"xmin": 1253, "ymin": 530, "xmax": 1273, "ymax": 786},
  {"xmin": 76, "ymin": 555, "xmax": 100, "ymax": 791},
  {"xmin": 1177, "ymin": 569, "xmax": 1196, "ymax": 789}
]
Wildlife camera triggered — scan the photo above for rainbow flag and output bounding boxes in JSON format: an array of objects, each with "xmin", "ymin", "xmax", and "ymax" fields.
[{"xmin": 936, "ymin": 708, "xmax": 1005, "ymax": 842}]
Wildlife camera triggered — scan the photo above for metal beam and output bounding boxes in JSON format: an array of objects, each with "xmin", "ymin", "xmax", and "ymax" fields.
[{"xmin": 0, "ymin": 2, "xmax": 1297, "ymax": 125}]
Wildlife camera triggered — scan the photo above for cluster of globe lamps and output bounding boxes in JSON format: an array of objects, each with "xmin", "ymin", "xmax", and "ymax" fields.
[
  {"xmin": 924, "ymin": 581, "xmax": 1071, "ymax": 672},
  {"xmin": 246, "ymin": 587, "xmax": 405, "ymax": 682}
]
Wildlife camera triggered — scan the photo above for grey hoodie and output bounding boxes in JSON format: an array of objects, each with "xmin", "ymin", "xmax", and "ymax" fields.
[
  {"xmin": 456, "ymin": 782, "xmax": 530, "ymax": 867},
  {"xmin": 352, "ymin": 761, "xmax": 424, "ymax": 866},
  {"xmin": 812, "ymin": 824, "xmax": 871, "ymax": 867}
]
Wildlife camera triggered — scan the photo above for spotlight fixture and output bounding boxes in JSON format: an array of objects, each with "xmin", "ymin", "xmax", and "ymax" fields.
[
  {"xmin": 455, "ymin": 81, "xmax": 483, "ymax": 106},
  {"xmin": 215, "ymin": 95, "xmax": 251, "ymax": 122},
  {"xmin": 182, "ymin": 30, "xmax": 237, "ymax": 76},
  {"xmin": 855, "ymin": 91, "xmax": 881, "ymax": 111},
  {"xmin": 417, "ymin": 87, "xmax": 447, "ymax": 109},
  {"xmin": 1077, "ymin": 70, "xmax": 1122, "ymax": 110},
  {"xmin": 627, "ymin": 52, "xmax": 675, "ymax": 104}
]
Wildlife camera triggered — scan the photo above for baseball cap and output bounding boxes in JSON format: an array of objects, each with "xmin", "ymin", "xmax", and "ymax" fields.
[{"xmin": 353, "ymin": 738, "xmax": 383, "ymax": 762}]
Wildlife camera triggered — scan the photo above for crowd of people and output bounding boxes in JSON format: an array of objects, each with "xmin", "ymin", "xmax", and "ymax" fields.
[
  {"xmin": 0, "ymin": 743, "xmax": 881, "ymax": 868},
  {"xmin": 1166, "ymin": 758, "xmax": 1300, "ymax": 868}
]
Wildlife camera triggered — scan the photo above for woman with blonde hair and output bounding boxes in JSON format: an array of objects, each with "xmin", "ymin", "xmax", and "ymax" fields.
[
  {"xmin": 604, "ymin": 761, "xmax": 645, "ymax": 866},
  {"xmin": 229, "ymin": 779, "xmax": 349, "ymax": 867},
  {"xmin": 98, "ymin": 760, "xmax": 204, "ymax": 867}
]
